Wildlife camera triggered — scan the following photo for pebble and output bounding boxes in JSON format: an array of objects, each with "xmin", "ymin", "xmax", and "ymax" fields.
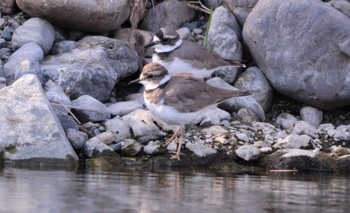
[{"xmin": 235, "ymin": 145, "xmax": 261, "ymax": 161}]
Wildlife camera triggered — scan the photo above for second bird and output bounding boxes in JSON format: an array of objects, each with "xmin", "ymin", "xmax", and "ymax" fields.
[{"xmin": 149, "ymin": 27, "xmax": 243, "ymax": 80}]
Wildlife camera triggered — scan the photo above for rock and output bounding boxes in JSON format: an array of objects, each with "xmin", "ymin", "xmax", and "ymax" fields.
[
  {"xmin": 292, "ymin": 121, "xmax": 318, "ymax": 138},
  {"xmin": 211, "ymin": 65, "xmax": 240, "ymax": 84},
  {"xmin": 120, "ymin": 139, "xmax": 142, "ymax": 157},
  {"xmin": 41, "ymin": 36, "xmax": 139, "ymax": 102},
  {"xmin": 56, "ymin": 113, "xmax": 79, "ymax": 131},
  {"xmin": 143, "ymin": 141, "xmax": 165, "ymax": 156},
  {"xmin": 185, "ymin": 142, "xmax": 217, "ymax": 158},
  {"xmin": 332, "ymin": 125, "xmax": 350, "ymax": 140},
  {"xmin": 0, "ymin": 47, "xmax": 12, "ymax": 61},
  {"xmin": 243, "ymin": 0, "xmax": 350, "ymax": 109},
  {"xmin": 300, "ymin": 106, "xmax": 323, "ymax": 128},
  {"xmin": 139, "ymin": 0, "xmax": 195, "ymax": 32},
  {"xmin": 235, "ymin": 145, "xmax": 261, "ymax": 161},
  {"xmin": 208, "ymin": 6, "xmax": 242, "ymax": 61},
  {"xmin": 206, "ymin": 77, "xmax": 266, "ymax": 121},
  {"xmin": 103, "ymin": 117, "xmax": 131, "ymax": 142},
  {"xmin": 107, "ymin": 100, "xmax": 144, "ymax": 117},
  {"xmin": 263, "ymin": 149, "xmax": 335, "ymax": 171},
  {"xmin": 0, "ymin": 77, "xmax": 6, "ymax": 89},
  {"xmin": 3, "ymin": 42, "xmax": 44, "ymax": 84},
  {"xmin": 0, "ymin": 38, "xmax": 7, "ymax": 48},
  {"xmin": 330, "ymin": 145, "xmax": 350, "ymax": 156},
  {"xmin": 93, "ymin": 132, "xmax": 116, "ymax": 145},
  {"xmin": 234, "ymin": 66, "xmax": 274, "ymax": 112},
  {"xmin": 66, "ymin": 128, "xmax": 88, "ymax": 150},
  {"xmin": 274, "ymin": 134, "xmax": 311, "ymax": 149},
  {"xmin": 237, "ymin": 108, "xmax": 259, "ymax": 125},
  {"xmin": 71, "ymin": 95, "xmax": 111, "ymax": 123},
  {"xmin": 44, "ymin": 80, "xmax": 71, "ymax": 114},
  {"xmin": 199, "ymin": 108, "xmax": 231, "ymax": 127},
  {"xmin": 12, "ymin": 18, "xmax": 55, "ymax": 54},
  {"xmin": 176, "ymin": 27, "xmax": 190, "ymax": 40},
  {"xmin": 0, "ymin": 0, "xmax": 16, "ymax": 14},
  {"xmin": 201, "ymin": 125, "xmax": 229, "ymax": 136},
  {"xmin": 50, "ymin": 40, "xmax": 78, "ymax": 55},
  {"xmin": 16, "ymin": 0, "xmax": 130, "ymax": 32},
  {"xmin": 235, "ymin": 133, "xmax": 250, "ymax": 143},
  {"xmin": 113, "ymin": 28, "xmax": 154, "ymax": 47},
  {"xmin": 275, "ymin": 113, "xmax": 298, "ymax": 129},
  {"xmin": 202, "ymin": 0, "xmax": 222, "ymax": 10},
  {"xmin": 83, "ymin": 136, "xmax": 116, "ymax": 158},
  {"xmin": 223, "ymin": 0, "xmax": 259, "ymax": 25},
  {"xmin": 0, "ymin": 74, "xmax": 78, "ymax": 167},
  {"xmin": 330, "ymin": 0, "xmax": 350, "ymax": 17},
  {"xmin": 1, "ymin": 26, "xmax": 12, "ymax": 41},
  {"xmin": 122, "ymin": 109, "xmax": 167, "ymax": 144}
]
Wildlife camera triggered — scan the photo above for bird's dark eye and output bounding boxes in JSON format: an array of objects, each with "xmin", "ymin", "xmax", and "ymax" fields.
[{"xmin": 147, "ymin": 74, "xmax": 154, "ymax": 79}]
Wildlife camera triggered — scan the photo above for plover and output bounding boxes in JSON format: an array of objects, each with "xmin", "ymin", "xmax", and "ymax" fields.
[
  {"xmin": 148, "ymin": 27, "xmax": 244, "ymax": 80},
  {"xmin": 130, "ymin": 62, "xmax": 250, "ymax": 160}
]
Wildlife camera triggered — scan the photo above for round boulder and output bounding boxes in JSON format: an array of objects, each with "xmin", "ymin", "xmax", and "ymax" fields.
[
  {"xmin": 16, "ymin": 0, "xmax": 131, "ymax": 32},
  {"xmin": 243, "ymin": 0, "xmax": 350, "ymax": 110}
]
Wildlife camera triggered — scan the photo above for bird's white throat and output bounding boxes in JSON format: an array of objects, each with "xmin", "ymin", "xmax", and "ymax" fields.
[
  {"xmin": 142, "ymin": 74, "xmax": 171, "ymax": 90},
  {"xmin": 154, "ymin": 37, "xmax": 182, "ymax": 53}
]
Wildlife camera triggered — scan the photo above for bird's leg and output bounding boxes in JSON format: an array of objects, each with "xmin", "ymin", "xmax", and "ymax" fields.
[
  {"xmin": 165, "ymin": 126, "xmax": 181, "ymax": 147},
  {"xmin": 171, "ymin": 127, "xmax": 184, "ymax": 161}
]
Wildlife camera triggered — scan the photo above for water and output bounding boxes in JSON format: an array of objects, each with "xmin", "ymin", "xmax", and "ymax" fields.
[{"xmin": 0, "ymin": 167, "xmax": 349, "ymax": 213}]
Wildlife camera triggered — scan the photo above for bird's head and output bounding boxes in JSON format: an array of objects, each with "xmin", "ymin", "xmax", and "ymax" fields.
[{"xmin": 147, "ymin": 27, "xmax": 182, "ymax": 53}]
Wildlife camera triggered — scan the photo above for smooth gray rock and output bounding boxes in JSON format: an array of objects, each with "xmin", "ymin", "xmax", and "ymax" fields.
[
  {"xmin": 66, "ymin": 128, "xmax": 88, "ymax": 150},
  {"xmin": 186, "ymin": 142, "xmax": 217, "ymax": 158},
  {"xmin": 1, "ymin": 26, "xmax": 12, "ymax": 41},
  {"xmin": 12, "ymin": 18, "xmax": 55, "ymax": 54},
  {"xmin": 120, "ymin": 139, "xmax": 142, "ymax": 157},
  {"xmin": 71, "ymin": 95, "xmax": 111, "ymax": 123},
  {"xmin": 107, "ymin": 101, "xmax": 144, "ymax": 117},
  {"xmin": 4, "ymin": 42, "xmax": 44, "ymax": 84},
  {"xmin": 243, "ymin": 0, "xmax": 350, "ymax": 109},
  {"xmin": 207, "ymin": 77, "xmax": 265, "ymax": 121},
  {"xmin": 201, "ymin": 125, "xmax": 229, "ymax": 136},
  {"xmin": 234, "ymin": 66, "xmax": 274, "ymax": 112},
  {"xmin": 0, "ymin": 74, "xmax": 78, "ymax": 167},
  {"xmin": 274, "ymin": 134, "xmax": 311, "ymax": 149},
  {"xmin": 83, "ymin": 136, "xmax": 116, "ymax": 158},
  {"xmin": 139, "ymin": 0, "xmax": 195, "ymax": 32},
  {"xmin": 208, "ymin": 6, "xmax": 242, "ymax": 61},
  {"xmin": 16, "ymin": 0, "xmax": 130, "ymax": 32},
  {"xmin": 237, "ymin": 108, "xmax": 259, "ymax": 125},
  {"xmin": 235, "ymin": 145, "xmax": 261, "ymax": 161},
  {"xmin": 56, "ymin": 113, "xmax": 80, "ymax": 131},
  {"xmin": 50, "ymin": 40, "xmax": 78, "ymax": 55},
  {"xmin": 0, "ymin": 0, "xmax": 16, "ymax": 14},
  {"xmin": 103, "ymin": 117, "xmax": 131, "ymax": 142},
  {"xmin": 211, "ymin": 65, "xmax": 240, "ymax": 84},
  {"xmin": 292, "ymin": 121, "xmax": 318, "ymax": 139},
  {"xmin": 198, "ymin": 108, "xmax": 231, "ymax": 127},
  {"xmin": 300, "ymin": 106, "xmax": 323, "ymax": 128},
  {"xmin": 143, "ymin": 141, "xmax": 165, "ymax": 156},
  {"xmin": 275, "ymin": 113, "xmax": 298, "ymax": 129},
  {"xmin": 223, "ymin": 0, "xmax": 259, "ymax": 25},
  {"xmin": 44, "ymin": 80, "xmax": 71, "ymax": 114},
  {"xmin": 330, "ymin": 0, "xmax": 350, "ymax": 17},
  {"xmin": 202, "ymin": 0, "xmax": 222, "ymax": 10},
  {"xmin": 41, "ymin": 36, "xmax": 139, "ymax": 102},
  {"xmin": 122, "ymin": 109, "xmax": 167, "ymax": 144}
]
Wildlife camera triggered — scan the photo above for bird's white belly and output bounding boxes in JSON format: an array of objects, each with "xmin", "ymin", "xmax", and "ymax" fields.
[
  {"xmin": 145, "ymin": 98, "xmax": 208, "ymax": 126},
  {"xmin": 152, "ymin": 55, "xmax": 213, "ymax": 79}
]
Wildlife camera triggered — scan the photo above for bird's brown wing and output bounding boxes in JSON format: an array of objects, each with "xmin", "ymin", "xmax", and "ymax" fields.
[{"xmin": 163, "ymin": 76, "xmax": 248, "ymax": 113}]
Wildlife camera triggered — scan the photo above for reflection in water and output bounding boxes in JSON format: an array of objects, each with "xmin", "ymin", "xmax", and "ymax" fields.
[{"xmin": 0, "ymin": 168, "xmax": 349, "ymax": 213}]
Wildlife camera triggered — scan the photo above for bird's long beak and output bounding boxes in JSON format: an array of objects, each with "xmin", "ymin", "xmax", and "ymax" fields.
[{"xmin": 128, "ymin": 78, "xmax": 141, "ymax": 85}]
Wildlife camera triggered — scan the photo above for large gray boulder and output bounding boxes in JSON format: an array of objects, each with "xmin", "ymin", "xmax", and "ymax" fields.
[
  {"xmin": 243, "ymin": 0, "xmax": 350, "ymax": 110},
  {"xmin": 139, "ymin": 0, "xmax": 195, "ymax": 32},
  {"xmin": 208, "ymin": 6, "xmax": 242, "ymax": 61},
  {"xmin": 41, "ymin": 36, "xmax": 139, "ymax": 102},
  {"xmin": 3, "ymin": 42, "xmax": 44, "ymax": 84},
  {"xmin": 0, "ymin": 74, "xmax": 78, "ymax": 167},
  {"xmin": 0, "ymin": 0, "xmax": 16, "ymax": 14},
  {"xmin": 11, "ymin": 17, "xmax": 55, "ymax": 54},
  {"xmin": 16, "ymin": 0, "xmax": 131, "ymax": 32}
]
